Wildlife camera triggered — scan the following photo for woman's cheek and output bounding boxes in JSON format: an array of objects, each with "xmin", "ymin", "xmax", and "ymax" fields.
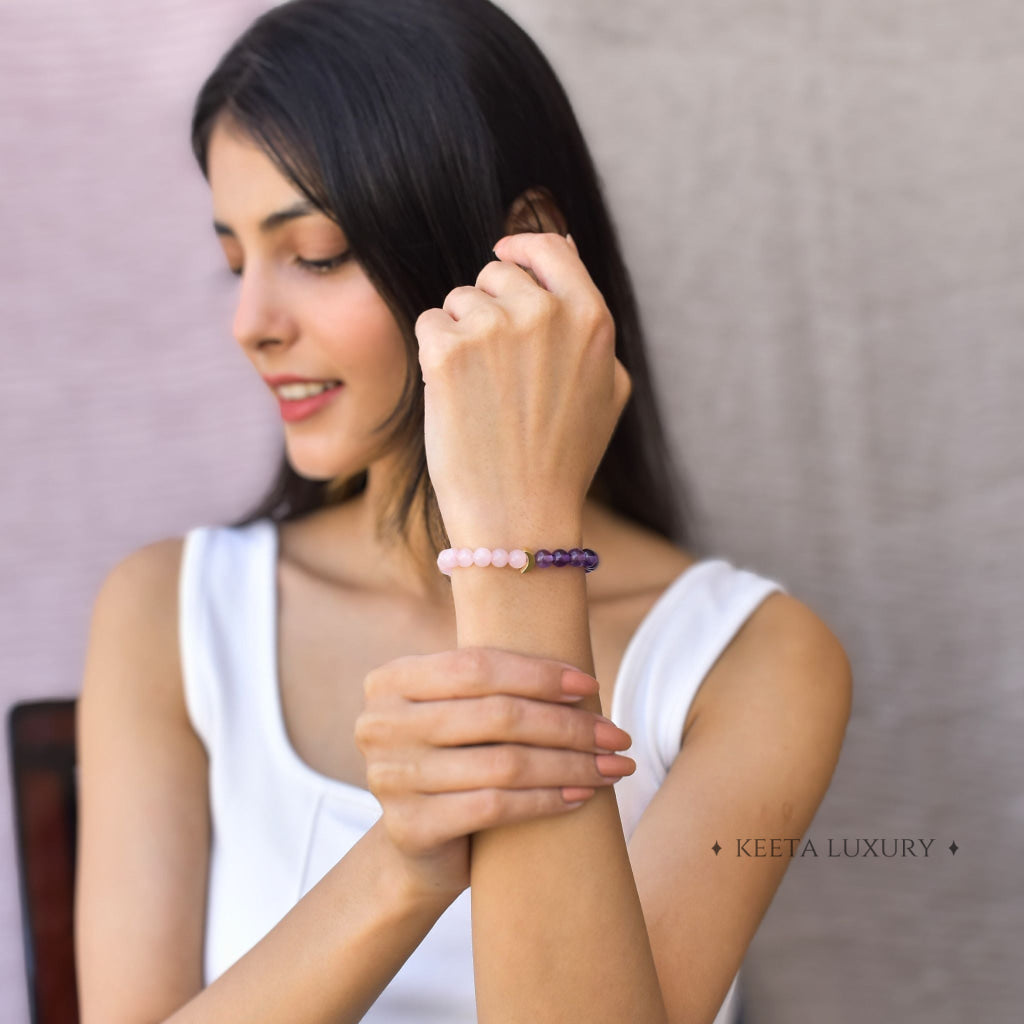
[{"xmin": 321, "ymin": 278, "xmax": 407, "ymax": 376}]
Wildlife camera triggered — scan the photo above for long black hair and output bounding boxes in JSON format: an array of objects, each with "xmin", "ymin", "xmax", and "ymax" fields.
[{"xmin": 190, "ymin": 0, "xmax": 699, "ymax": 555}]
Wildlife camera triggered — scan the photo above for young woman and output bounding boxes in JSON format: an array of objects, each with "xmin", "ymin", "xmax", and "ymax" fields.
[{"xmin": 74, "ymin": 2, "xmax": 853, "ymax": 1022}]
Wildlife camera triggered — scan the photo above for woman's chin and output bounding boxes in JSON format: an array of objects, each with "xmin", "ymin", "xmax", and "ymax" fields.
[
  {"xmin": 283, "ymin": 451, "xmax": 347, "ymax": 483},
  {"xmin": 284, "ymin": 446, "xmax": 367, "ymax": 486}
]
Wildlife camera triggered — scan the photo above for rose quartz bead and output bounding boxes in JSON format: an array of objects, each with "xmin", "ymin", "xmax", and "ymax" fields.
[
  {"xmin": 473, "ymin": 547, "xmax": 493, "ymax": 567},
  {"xmin": 508, "ymin": 548, "xmax": 528, "ymax": 569},
  {"xmin": 437, "ymin": 548, "xmax": 457, "ymax": 576},
  {"xmin": 491, "ymin": 547, "xmax": 509, "ymax": 567},
  {"xmin": 456, "ymin": 547, "xmax": 475, "ymax": 568}
]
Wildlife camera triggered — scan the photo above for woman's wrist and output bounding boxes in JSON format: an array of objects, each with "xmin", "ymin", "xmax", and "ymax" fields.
[
  {"xmin": 365, "ymin": 821, "xmax": 465, "ymax": 919},
  {"xmin": 446, "ymin": 524, "xmax": 596, "ymax": 698},
  {"xmin": 440, "ymin": 503, "xmax": 584, "ymax": 553}
]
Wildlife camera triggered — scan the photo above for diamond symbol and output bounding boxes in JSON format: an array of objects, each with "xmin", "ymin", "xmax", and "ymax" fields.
[
  {"xmin": 712, "ymin": 841, "xmax": 722, "ymax": 855},
  {"xmin": 949, "ymin": 841, "xmax": 958, "ymax": 855}
]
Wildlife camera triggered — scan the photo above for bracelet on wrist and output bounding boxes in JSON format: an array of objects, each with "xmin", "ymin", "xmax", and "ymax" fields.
[{"xmin": 437, "ymin": 546, "xmax": 599, "ymax": 576}]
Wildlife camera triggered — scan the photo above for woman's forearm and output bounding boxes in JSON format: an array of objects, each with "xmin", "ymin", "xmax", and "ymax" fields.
[
  {"xmin": 161, "ymin": 822, "xmax": 454, "ymax": 1024},
  {"xmin": 451, "ymin": 523, "xmax": 669, "ymax": 1023}
]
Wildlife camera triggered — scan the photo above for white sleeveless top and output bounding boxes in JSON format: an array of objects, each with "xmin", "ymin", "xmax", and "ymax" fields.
[{"xmin": 178, "ymin": 517, "xmax": 786, "ymax": 1022}]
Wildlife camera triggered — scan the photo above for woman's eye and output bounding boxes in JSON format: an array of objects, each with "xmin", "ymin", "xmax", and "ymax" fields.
[
  {"xmin": 296, "ymin": 251, "xmax": 352, "ymax": 274},
  {"xmin": 224, "ymin": 251, "xmax": 352, "ymax": 278}
]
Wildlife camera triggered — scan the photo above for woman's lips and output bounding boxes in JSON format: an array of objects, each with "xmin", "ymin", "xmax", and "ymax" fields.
[{"xmin": 276, "ymin": 382, "xmax": 344, "ymax": 422}]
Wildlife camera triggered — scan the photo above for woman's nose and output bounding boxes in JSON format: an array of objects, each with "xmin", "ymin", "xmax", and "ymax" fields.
[{"xmin": 231, "ymin": 265, "xmax": 297, "ymax": 353}]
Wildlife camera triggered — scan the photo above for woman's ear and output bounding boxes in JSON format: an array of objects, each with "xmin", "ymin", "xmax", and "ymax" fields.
[{"xmin": 503, "ymin": 186, "xmax": 568, "ymax": 237}]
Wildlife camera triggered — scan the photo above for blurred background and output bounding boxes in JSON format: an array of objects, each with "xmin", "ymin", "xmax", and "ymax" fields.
[{"xmin": 1, "ymin": 1, "xmax": 1021, "ymax": 1021}]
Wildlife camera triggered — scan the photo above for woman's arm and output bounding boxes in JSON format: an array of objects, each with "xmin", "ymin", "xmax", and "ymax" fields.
[
  {"xmin": 414, "ymin": 227, "xmax": 667, "ymax": 1021},
  {"xmin": 158, "ymin": 823, "xmax": 452, "ymax": 1024},
  {"xmin": 450, "ymin": 533, "xmax": 669, "ymax": 1024},
  {"xmin": 76, "ymin": 540, "xmax": 454, "ymax": 1024},
  {"xmin": 625, "ymin": 592, "xmax": 853, "ymax": 1023}
]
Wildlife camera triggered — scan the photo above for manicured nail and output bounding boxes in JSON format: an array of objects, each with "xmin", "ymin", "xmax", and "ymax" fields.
[
  {"xmin": 562, "ymin": 786, "xmax": 596, "ymax": 803},
  {"xmin": 560, "ymin": 668, "xmax": 599, "ymax": 700},
  {"xmin": 594, "ymin": 717, "xmax": 632, "ymax": 752},
  {"xmin": 595, "ymin": 753, "xmax": 636, "ymax": 778}
]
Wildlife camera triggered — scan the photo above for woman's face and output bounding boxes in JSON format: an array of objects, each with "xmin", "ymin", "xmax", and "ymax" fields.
[{"xmin": 205, "ymin": 117, "xmax": 409, "ymax": 482}]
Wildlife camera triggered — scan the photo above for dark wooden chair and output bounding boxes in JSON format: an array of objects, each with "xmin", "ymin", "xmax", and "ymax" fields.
[{"xmin": 7, "ymin": 699, "xmax": 80, "ymax": 1024}]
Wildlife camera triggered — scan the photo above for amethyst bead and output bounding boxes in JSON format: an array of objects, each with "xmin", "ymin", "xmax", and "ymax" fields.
[
  {"xmin": 552, "ymin": 548, "xmax": 571, "ymax": 567},
  {"xmin": 583, "ymin": 548, "xmax": 599, "ymax": 573},
  {"xmin": 568, "ymin": 548, "xmax": 585, "ymax": 567},
  {"xmin": 534, "ymin": 549, "xmax": 554, "ymax": 567}
]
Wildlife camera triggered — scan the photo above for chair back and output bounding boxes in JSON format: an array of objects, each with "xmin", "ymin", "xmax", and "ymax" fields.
[{"xmin": 7, "ymin": 699, "xmax": 80, "ymax": 1024}]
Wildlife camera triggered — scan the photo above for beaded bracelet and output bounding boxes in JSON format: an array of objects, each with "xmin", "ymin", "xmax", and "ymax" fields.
[{"xmin": 437, "ymin": 546, "xmax": 599, "ymax": 576}]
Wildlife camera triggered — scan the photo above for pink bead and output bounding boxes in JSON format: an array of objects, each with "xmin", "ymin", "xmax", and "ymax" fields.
[
  {"xmin": 473, "ymin": 547, "xmax": 493, "ymax": 567},
  {"xmin": 491, "ymin": 548, "xmax": 509, "ymax": 567},
  {"xmin": 508, "ymin": 549, "xmax": 528, "ymax": 569},
  {"xmin": 456, "ymin": 547, "xmax": 475, "ymax": 568},
  {"xmin": 437, "ymin": 548, "xmax": 458, "ymax": 573}
]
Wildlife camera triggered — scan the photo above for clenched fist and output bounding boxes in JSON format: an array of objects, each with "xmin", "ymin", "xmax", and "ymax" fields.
[{"xmin": 414, "ymin": 232, "xmax": 632, "ymax": 541}]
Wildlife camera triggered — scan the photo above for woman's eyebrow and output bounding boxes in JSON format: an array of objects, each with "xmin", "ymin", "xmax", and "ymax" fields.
[{"xmin": 213, "ymin": 199, "xmax": 316, "ymax": 237}]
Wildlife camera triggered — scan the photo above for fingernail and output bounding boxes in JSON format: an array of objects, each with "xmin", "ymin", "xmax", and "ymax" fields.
[
  {"xmin": 560, "ymin": 668, "xmax": 599, "ymax": 698},
  {"xmin": 594, "ymin": 717, "xmax": 632, "ymax": 752},
  {"xmin": 562, "ymin": 786, "xmax": 596, "ymax": 803},
  {"xmin": 595, "ymin": 753, "xmax": 636, "ymax": 778}
]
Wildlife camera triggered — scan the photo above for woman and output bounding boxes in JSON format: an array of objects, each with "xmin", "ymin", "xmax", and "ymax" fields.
[{"xmin": 74, "ymin": 1, "xmax": 853, "ymax": 1022}]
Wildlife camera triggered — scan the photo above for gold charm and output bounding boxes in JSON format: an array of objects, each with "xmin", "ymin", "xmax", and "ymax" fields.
[{"xmin": 520, "ymin": 550, "xmax": 534, "ymax": 574}]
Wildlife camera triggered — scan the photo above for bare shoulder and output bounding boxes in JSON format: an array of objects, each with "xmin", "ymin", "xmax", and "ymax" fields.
[
  {"xmin": 84, "ymin": 535, "xmax": 188, "ymax": 713},
  {"xmin": 691, "ymin": 588, "xmax": 854, "ymax": 740},
  {"xmin": 581, "ymin": 500, "xmax": 852, "ymax": 738},
  {"xmin": 101, "ymin": 534, "xmax": 186, "ymax": 593}
]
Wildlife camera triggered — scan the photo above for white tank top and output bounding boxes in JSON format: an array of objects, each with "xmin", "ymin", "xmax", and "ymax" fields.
[{"xmin": 178, "ymin": 517, "xmax": 786, "ymax": 1022}]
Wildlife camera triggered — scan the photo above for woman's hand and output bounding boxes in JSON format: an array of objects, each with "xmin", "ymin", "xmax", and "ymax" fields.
[
  {"xmin": 414, "ymin": 232, "xmax": 632, "ymax": 540},
  {"xmin": 354, "ymin": 645, "xmax": 635, "ymax": 901}
]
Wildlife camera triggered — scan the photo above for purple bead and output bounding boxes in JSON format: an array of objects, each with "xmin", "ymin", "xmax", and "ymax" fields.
[
  {"xmin": 535, "ymin": 549, "xmax": 554, "ymax": 567},
  {"xmin": 583, "ymin": 548, "xmax": 599, "ymax": 573},
  {"xmin": 568, "ymin": 548, "xmax": 585, "ymax": 567},
  {"xmin": 552, "ymin": 548, "xmax": 570, "ymax": 567}
]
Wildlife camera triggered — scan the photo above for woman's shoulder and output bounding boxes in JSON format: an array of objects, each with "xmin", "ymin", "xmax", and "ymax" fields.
[
  {"xmin": 83, "ymin": 534, "xmax": 193, "ymax": 724},
  {"xmin": 693, "ymin": 583, "xmax": 851, "ymax": 713},
  {"xmin": 584, "ymin": 501, "xmax": 849, "ymax": 738},
  {"xmin": 97, "ymin": 534, "xmax": 188, "ymax": 643},
  {"xmin": 100, "ymin": 535, "xmax": 187, "ymax": 605}
]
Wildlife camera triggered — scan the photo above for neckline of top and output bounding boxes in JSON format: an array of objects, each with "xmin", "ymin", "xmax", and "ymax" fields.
[{"xmin": 255, "ymin": 517, "xmax": 727, "ymax": 801}]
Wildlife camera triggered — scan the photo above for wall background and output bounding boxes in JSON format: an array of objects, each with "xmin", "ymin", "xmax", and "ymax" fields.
[{"xmin": 2, "ymin": 1, "xmax": 1020, "ymax": 1020}]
